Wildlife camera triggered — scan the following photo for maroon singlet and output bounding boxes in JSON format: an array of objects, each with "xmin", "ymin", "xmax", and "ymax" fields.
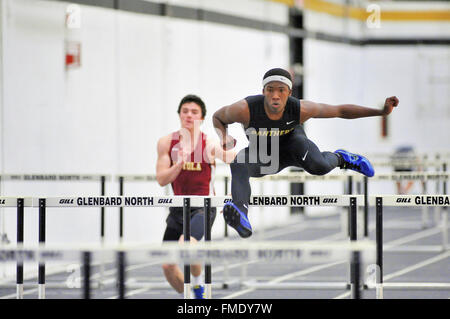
[{"xmin": 169, "ymin": 131, "xmax": 213, "ymax": 196}]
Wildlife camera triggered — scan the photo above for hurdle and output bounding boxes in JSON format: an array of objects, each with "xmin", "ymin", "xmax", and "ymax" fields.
[
  {"xmin": 0, "ymin": 238, "xmax": 374, "ymax": 299},
  {"xmin": 0, "ymin": 174, "xmax": 110, "ymax": 243},
  {"xmin": 257, "ymin": 172, "xmax": 449, "ymax": 242},
  {"xmin": 368, "ymin": 172, "xmax": 448, "ymax": 246},
  {"xmin": 115, "ymin": 173, "xmax": 238, "ymax": 290},
  {"xmin": 3, "ymin": 194, "xmax": 448, "ymax": 299},
  {"xmin": 115, "ymin": 169, "xmax": 449, "ymax": 241},
  {"xmin": 0, "ymin": 197, "xmax": 33, "ymax": 299},
  {"xmin": 370, "ymin": 194, "xmax": 450, "ymax": 299},
  {"xmin": 25, "ymin": 194, "xmax": 373, "ymax": 299}
]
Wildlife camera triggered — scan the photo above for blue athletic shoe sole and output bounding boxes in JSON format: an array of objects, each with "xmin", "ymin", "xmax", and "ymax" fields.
[
  {"xmin": 335, "ymin": 149, "xmax": 375, "ymax": 177},
  {"xmin": 223, "ymin": 202, "xmax": 252, "ymax": 238},
  {"xmin": 193, "ymin": 285, "xmax": 205, "ymax": 299}
]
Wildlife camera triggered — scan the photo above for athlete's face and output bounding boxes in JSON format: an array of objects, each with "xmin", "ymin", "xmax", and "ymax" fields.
[
  {"xmin": 263, "ymin": 82, "xmax": 292, "ymax": 114},
  {"xmin": 179, "ymin": 102, "xmax": 204, "ymax": 130}
]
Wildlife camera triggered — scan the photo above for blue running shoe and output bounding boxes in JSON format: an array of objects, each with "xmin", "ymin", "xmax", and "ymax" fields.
[
  {"xmin": 335, "ymin": 149, "xmax": 375, "ymax": 177},
  {"xmin": 193, "ymin": 285, "xmax": 205, "ymax": 299},
  {"xmin": 223, "ymin": 202, "xmax": 252, "ymax": 238}
]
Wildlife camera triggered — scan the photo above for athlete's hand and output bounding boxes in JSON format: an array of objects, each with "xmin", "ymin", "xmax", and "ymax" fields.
[
  {"xmin": 382, "ymin": 96, "xmax": 399, "ymax": 115},
  {"xmin": 222, "ymin": 135, "xmax": 236, "ymax": 151},
  {"xmin": 176, "ymin": 147, "xmax": 190, "ymax": 165}
]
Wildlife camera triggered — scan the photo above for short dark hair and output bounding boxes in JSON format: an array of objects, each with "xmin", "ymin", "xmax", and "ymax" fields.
[
  {"xmin": 177, "ymin": 94, "xmax": 206, "ymax": 118},
  {"xmin": 263, "ymin": 68, "xmax": 292, "ymax": 82}
]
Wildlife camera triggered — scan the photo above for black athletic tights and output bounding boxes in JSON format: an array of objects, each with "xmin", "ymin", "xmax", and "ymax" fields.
[{"xmin": 230, "ymin": 126, "xmax": 340, "ymax": 211}]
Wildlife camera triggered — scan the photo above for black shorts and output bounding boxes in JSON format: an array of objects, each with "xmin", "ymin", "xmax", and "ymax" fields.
[{"xmin": 162, "ymin": 207, "xmax": 217, "ymax": 242}]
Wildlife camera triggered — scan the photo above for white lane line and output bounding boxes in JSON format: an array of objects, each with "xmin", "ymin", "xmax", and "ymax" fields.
[
  {"xmin": 384, "ymin": 227, "xmax": 443, "ymax": 248},
  {"xmin": 0, "ymin": 288, "xmax": 38, "ymax": 299},
  {"xmin": 383, "ymin": 251, "xmax": 450, "ymax": 281},
  {"xmin": 106, "ymin": 224, "xmax": 345, "ymax": 299},
  {"xmin": 0, "ymin": 260, "xmax": 164, "ymax": 299},
  {"xmin": 333, "ymin": 229, "xmax": 449, "ymax": 299},
  {"xmin": 7, "ymin": 215, "xmax": 444, "ymax": 299},
  {"xmin": 220, "ymin": 231, "xmax": 346, "ymax": 299},
  {"xmin": 334, "ymin": 251, "xmax": 450, "ymax": 300},
  {"xmin": 0, "ymin": 217, "xmax": 332, "ymax": 299},
  {"xmin": 222, "ymin": 260, "xmax": 346, "ymax": 299}
]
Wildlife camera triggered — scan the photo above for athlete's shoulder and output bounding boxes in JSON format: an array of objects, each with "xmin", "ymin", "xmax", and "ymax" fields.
[
  {"xmin": 287, "ymin": 95, "xmax": 300, "ymax": 106},
  {"xmin": 157, "ymin": 133, "xmax": 171, "ymax": 143},
  {"xmin": 244, "ymin": 94, "xmax": 264, "ymax": 104},
  {"xmin": 159, "ymin": 131, "xmax": 177, "ymax": 142},
  {"xmin": 157, "ymin": 132, "xmax": 176, "ymax": 150}
]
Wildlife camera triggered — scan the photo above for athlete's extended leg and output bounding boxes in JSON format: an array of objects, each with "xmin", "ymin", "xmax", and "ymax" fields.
[
  {"xmin": 287, "ymin": 126, "xmax": 375, "ymax": 177},
  {"xmin": 284, "ymin": 127, "xmax": 340, "ymax": 175}
]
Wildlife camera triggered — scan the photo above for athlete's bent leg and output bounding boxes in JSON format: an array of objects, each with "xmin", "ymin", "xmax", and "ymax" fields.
[{"xmin": 226, "ymin": 147, "xmax": 290, "ymax": 238}]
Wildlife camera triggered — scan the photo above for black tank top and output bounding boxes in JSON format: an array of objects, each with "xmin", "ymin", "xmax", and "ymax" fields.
[{"xmin": 244, "ymin": 94, "xmax": 300, "ymax": 145}]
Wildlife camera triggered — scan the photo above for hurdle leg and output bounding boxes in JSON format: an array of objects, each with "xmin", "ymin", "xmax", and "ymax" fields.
[
  {"xmin": 83, "ymin": 251, "xmax": 91, "ymax": 299},
  {"xmin": 119, "ymin": 176, "xmax": 124, "ymax": 242},
  {"xmin": 16, "ymin": 198, "xmax": 24, "ymax": 299},
  {"xmin": 442, "ymin": 208, "xmax": 448, "ymax": 250},
  {"xmin": 363, "ymin": 176, "xmax": 369, "ymax": 238},
  {"xmin": 421, "ymin": 180, "xmax": 429, "ymax": 228},
  {"xmin": 376, "ymin": 197, "xmax": 383, "ymax": 299},
  {"xmin": 204, "ymin": 198, "xmax": 212, "ymax": 299},
  {"xmin": 442, "ymin": 163, "xmax": 448, "ymax": 250},
  {"xmin": 99, "ymin": 175, "xmax": 106, "ymax": 288},
  {"xmin": 38, "ymin": 198, "xmax": 46, "ymax": 299},
  {"xmin": 349, "ymin": 197, "xmax": 361, "ymax": 299},
  {"xmin": 183, "ymin": 198, "xmax": 191, "ymax": 299},
  {"xmin": 347, "ymin": 176, "xmax": 353, "ymax": 237},
  {"xmin": 117, "ymin": 251, "xmax": 126, "ymax": 299},
  {"xmin": 223, "ymin": 176, "xmax": 230, "ymax": 288}
]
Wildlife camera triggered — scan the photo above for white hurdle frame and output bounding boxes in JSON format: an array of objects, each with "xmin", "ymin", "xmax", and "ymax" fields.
[
  {"xmin": 0, "ymin": 174, "xmax": 111, "ymax": 289},
  {"xmin": 2, "ymin": 194, "xmax": 449, "ymax": 299},
  {"xmin": 109, "ymin": 170, "xmax": 449, "ymax": 290},
  {"xmin": 7, "ymin": 194, "xmax": 367, "ymax": 299},
  {"xmin": 0, "ymin": 197, "xmax": 33, "ymax": 299},
  {"xmin": 0, "ymin": 239, "xmax": 375, "ymax": 299},
  {"xmin": 369, "ymin": 195, "xmax": 450, "ymax": 299}
]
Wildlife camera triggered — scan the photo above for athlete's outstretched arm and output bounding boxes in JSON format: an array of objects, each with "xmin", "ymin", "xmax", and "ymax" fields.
[
  {"xmin": 300, "ymin": 96, "xmax": 399, "ymax": 124},
  {"xmin": 212, "ymin": 100, "xmax": 250, "ymax": 150}
]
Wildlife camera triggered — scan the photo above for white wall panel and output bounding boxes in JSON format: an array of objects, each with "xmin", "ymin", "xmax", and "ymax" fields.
[
  {"xmin": 0, "ymin": 0, "xmax": 292, "ymax": 246},
  {"xmin": 302, "ymin": 0, "xmax": 450, "ymax": 199},
  {"xmin": 201, "ymin": 0, "xmax": 288, "ymax": 24}
]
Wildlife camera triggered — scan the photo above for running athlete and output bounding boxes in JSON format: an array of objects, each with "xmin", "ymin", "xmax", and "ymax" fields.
[
  {"xmin": 156, "ymin": 94, "xmax": 235, "ymax": 298},
  {"xmin": 212, "ymin": 68, "xmax": 399, "ymax": 238}
]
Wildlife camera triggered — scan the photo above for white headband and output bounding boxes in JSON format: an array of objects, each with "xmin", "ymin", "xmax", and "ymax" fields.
[{"xmin": 262, "ymin": 75, "xmax": 292, "ymax": 90}]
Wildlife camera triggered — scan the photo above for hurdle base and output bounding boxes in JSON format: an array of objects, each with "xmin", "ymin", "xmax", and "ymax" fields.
[
  {"xmin": 16, "ymin": 284, "xmax": 24, "ymax": 299},
  {"xmin": 184, "ymin": 283, "xmax": 191, "ymax": 299},
  {"xmin": 1, "ymin": 281, "xmax": 102, "ymax": 289},
  {"xmin": 366, "ymin": 282, "xmax": 450, "ymax": 290},
  {"xmin": 205, "ymin": 283, "xmax": 212, "ymax": 299},
  {"xmin": 38, "ymin": 284, "xmax": 45, "ymax": 299},
  {"xmin": 242, "ymin": 281, "xmax": 350, "ymax": 290},
  {"xmin": 385, "ymin": 245, "xmax": 447, "ymax": 252}
]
